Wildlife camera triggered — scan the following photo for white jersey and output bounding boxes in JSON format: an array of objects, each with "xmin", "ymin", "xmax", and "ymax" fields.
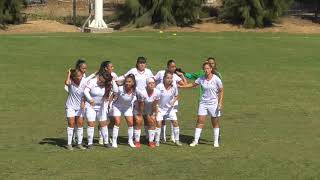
[
  {"xmin": 113, "ymin": 86, "xmax": 137, "ymax": 109},
  {"xmin": 65, "ymin": 76, "xmax": 90, "ymax": 110},
  {"xmin": 154, "ymin": 70, "xmax": 182, "ymax": 86},
  {"xmin": 156, "ymin": 83, "xmax": 178, "ymax": 111},
  {"xmin": 84, "ymin": 77, "xmax": 118, "ymax": 110},
  {"xmin": 137, "ymin": 88, "xmax": 161, "ymax": 114},
  {"xmin": 111, "ymin": 72, "xmax": 118, "ymax": 80},
  {"xmin": 64, "ymin": 73, "xmax": 95, "ymax": 93},
  {"xmin": 124, "ymin": 68, "xmax": 153, "ymax": 91},
  {"xmin": 195, "ymin": 75, "xmax": 223, "ymax": 104}
]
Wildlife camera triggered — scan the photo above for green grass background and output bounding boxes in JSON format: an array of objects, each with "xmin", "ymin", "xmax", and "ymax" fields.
[{"xmin": 0, "ymin": 32, "xmax": 319, "ymax": 179}]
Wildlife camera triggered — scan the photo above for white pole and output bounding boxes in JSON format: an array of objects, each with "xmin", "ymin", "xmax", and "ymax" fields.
[{"xmin": 89, "ymin": 0, "xmax": 108, "ymax": 28}]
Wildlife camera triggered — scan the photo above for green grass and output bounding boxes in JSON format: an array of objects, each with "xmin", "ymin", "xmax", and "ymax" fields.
[{"xmin": 0, "ymin": 32, "xmax": 320, "ymax": 179}]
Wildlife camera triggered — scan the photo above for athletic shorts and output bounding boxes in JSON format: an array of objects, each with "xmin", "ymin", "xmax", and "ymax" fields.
[
  {"xmin": 198, "ymin": 102, "xmax": 221, "ymax": 118},
  {"xmin": 156, "ymin": 109, "xmax": 177, "ymax": 121},
  {"xmin": 86, "ymin": 105, "xmax": 108, "ymax": 122},
  {"xmin": 112, "ymin": 105, "xmax": 133, "ymax": 117},
  {"xmin": 66, "ymin": 108, "xmax": 84, "ymax": 118}
]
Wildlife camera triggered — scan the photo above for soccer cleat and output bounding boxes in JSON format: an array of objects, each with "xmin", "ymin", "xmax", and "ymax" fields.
[
  {"xmin": 98, "ymin": 138, "xmax": 104, "ymax": 145},
  {"xmin": 189, "ymin": 141, "xmax": 198, "ymax": 147},
  {"xmin": 128, "ymin": 141, "xmax": 136, "ymax": 148},
  {"xmin": 111, "ymin": 142, "xmax": 118, "ymax": 148},
  {"xmin": 66, "ymin": 144, "xmax": 74, "ymax": 151},
  {"xmin": 87, "ymin": 144, "xmax": 94, "ymax": 149},
  {"xmin": 148, "ymin": 142, "xmax": 156, "ymax": 149},
  {"xmin": 170, "ymin": 136, "xmax": 176, "ymax": 143},
  {"xmin": 104, "ymin": 143, "xmax": 112, "ymax": 148},
  {"xmin": 175, "ymin": 140, "xmax": 182, "ymax": 146},
  {"xmin": 160, "ymin": 139, "xmax": 166, "ymax": 144},
  {"xmin": 155, "ymin": 141, "xmax": 160, "ymax": 147},
  {"xmin": 135, "ymin": 142, "xmax": 141, "ymax": 149},
  {"xmin": 213, "ymin": 142, "xmax": 220, "ymax": 148},
  {"xmin": 77, "ymin": 144, "xmax": 86, "ymax": 150}
]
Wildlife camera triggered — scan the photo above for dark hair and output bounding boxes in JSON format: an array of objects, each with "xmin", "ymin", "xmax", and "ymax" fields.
[
  {"xmin": 97, "ymin": 60, "xmax": 112, "ymax": 75},
  {"xmin": 75, "ymin": 59, "xmax": 86, "ymax": 70},
  {"xmin": 136, "ymin": 57, "xmax": 147, "ymax": 68},
  {"xmin": 166, "ymin": 59, "xmax": 176, "ymax": 68},
  {"xmin": 206, "ymin": 57, "xmax": 218, "ymax": 71},
  {"xmin": 202, "ymin": 62, "xmax": 216, "ymax": 75},
  {"xmin": 70, "ymin": 69, "xmax": 82, "ymax": 82},
  {"xmin": 98, "ymin": 71, "xmax": 113, "ymax": 98},
  {"xmin": 124, "ymin": 74, "xmax": 137, "ymax": 92},
  {"xmin": 163, "ymin": 71, "xmax": 174, "ymax": 86}
]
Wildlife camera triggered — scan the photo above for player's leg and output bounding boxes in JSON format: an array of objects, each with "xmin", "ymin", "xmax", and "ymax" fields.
[{"xmin": 86, "ymin": 107, "xmax": 96, "ymax": 149}]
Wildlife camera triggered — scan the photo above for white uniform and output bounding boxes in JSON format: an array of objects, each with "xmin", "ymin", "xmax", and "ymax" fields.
[
  {"xmin": 154, "ymin": 70, "xmax": 182, "ymax": 86},
  {"xmin": 154, "ymin": 70, "xmax": 182, "ymax": 112},
  {"xmin": 123, "ymin": 68, "xmax": 154, "ymax": 92},
  {"xmin": 84, "ymin": 77, "xmax": 118, "ymax": 121},
  {"xmin": 65, "ymin": 76, "xmax": 91, "ymax": 117},
  {"xmin": 156, "ymin": 83, "xmax": 179, "ymax": 121},
  {"xmin": 195, "ymin": 75, "xmax": 223, "ymax": 117},
  {"xmin": 112, "ymin": 86, "xmax": 137, "ymax": 117},
  {"xmin": 64, "ymin": 73, "xmax": 96, "ymax": 93},
  {"xmin": 136, "ymin": 88, "xmax": 160, "ymax": 115}
]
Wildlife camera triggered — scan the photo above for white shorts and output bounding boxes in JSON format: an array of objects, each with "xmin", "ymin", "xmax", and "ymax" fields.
[
  {"xmin": 86, "ymin": 106, "xmax": 108, "ymax": 122},
  {"xmin": 198, "ymin": 102, "xmax": 221, "ymax": 118},
  {"xmin": 156, "ymin": 109, "xmax": 177, "ymax": 121},
  {"xmin": 113, "ymin": 105, "xmax": 133, "ymax": 117},
  {"xmin": 66, "ymin": 108, "xmax": 84, "ymax": 118}
]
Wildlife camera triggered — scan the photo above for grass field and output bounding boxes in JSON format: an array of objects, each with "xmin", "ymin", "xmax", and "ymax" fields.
[{"xmin": 0, "ymin": 32, "xmax": 320, "ymax": 179}]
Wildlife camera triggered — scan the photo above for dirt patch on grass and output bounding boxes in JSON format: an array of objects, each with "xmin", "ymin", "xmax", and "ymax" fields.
[{"xmin": 1, "ymin": 16, "xmax": 320, "ymax": 34}]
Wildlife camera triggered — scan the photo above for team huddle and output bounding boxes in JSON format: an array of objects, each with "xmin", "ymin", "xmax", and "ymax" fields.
[{"xmin": 64, "ymin": 57, "xmax": 224, "ymax": 150}]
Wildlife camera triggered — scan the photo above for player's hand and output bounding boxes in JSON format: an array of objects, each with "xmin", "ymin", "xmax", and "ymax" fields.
[
  {"xmin": 218, "ymin": 103, "xmax": 223, "ymax": 111},
  {"xmin": 170, "ymin": 100, "xmax": 175, "ymax": 107},
  {"xmin": 89, "ymin": 99, "xmax": 95, "ymax": 107},
  {"xmin": 80, "ymin": 102, "xmax": 86, "ymax": 110}
]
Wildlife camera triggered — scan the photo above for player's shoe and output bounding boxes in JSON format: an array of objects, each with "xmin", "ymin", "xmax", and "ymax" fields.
[
  {"xmin": 189, "ymin": 141, "xmax": 198, "ymax": 147},
  {"xmin": 148, "ymin": 142, "xmax": 156, "ymax": 149},
  {"xmin": 155, "ymin": 141, "xmax": 160, "ymax": 147},
  {"xmin": 213, "ymin": 142, "xmax": 220, "ymax": 148},
  {"xmin": 135, "ymin": 142, "xmax": 141, "ymax": 149},
  {"xmin": 128, "ymin": 141, "xmax": 136, "ymax": 148},
  {"xmin": 66, "ymin": 144, "xmax": 73, "ymax": 151},
  {"xmin": 111, "ymin": 142, "xmax": 118, "ymax": 148},
  {"xmin": 175, "ymin": 140, "xmax": 182, "ymax": 146},
  {"xmin": 98, "ymin": 138, "xmax": 104, "ymax": 145},
  {"xmin": 76, "ymin": 144, "xmax": 86, "ymax": 150},
  {"xmin": 87, "ymin": 144, "xmax": 94, "ymax": 149},
  {"xmin": 170, "ymin": 136, "xmax": 176, "ymax": 143},
  {"xmin": 104, "ymin": 143, "xmax": 112, "ymax": 148}
]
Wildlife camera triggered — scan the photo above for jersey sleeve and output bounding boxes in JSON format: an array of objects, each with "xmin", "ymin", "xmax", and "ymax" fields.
[
  {"xmin": 147, "ymin": 69, "xmax": 154, "ymax": 78},
  {"xmin": 154, "ymin": 71, "xmax": 161, "ymax": 81},
  {"xmin": 112, "ymin": 80, "xmax": 119, "ymax": 93},
  {"xmin": 185, "ymin": 70, "xmax": 204, "ymax": 80},
  {"xmin": 215, "ymin": 76, "xmax": 223, "ymax": 89},
  {"xmin": 194, "ymin": 77, "xmax": 201, "ymax": 85},
  {"xmin": 124, "ymin": 68, "xmax": 134, "ymax": 77}
]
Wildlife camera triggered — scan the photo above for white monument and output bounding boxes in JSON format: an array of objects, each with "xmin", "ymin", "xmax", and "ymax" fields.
[{"xmin": 89, "ymin": 0, "xmax": 108, "ymax": 28}]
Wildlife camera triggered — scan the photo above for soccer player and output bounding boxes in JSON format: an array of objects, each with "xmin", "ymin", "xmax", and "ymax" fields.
[
  {"xmin": 154, "ymin": 59, "xmax": 187, "ymax": 143},
  {"xmin": 84, "ymin": 72, "xmax": 116, "ymax": 149},
  {"xmin": 64, "ymin": 69, "xmax": 88, "ymax": 150},
  {"xmin": 136, "ymin": 77, "xmax": 160, "ymax": 148},
  {"xmin": 112, "ymin": 74, "xmax": 137, "ymax": 148},
  {"xmin": 180, "ymin": 62, "xmax": 224, "ymax": 148},
  {"xmin": 96, "ymin": 60, "xmax": 118, "ymax": 145},
  {"xmin": 117, "ymin": 57, "xmax": 154, "ymax": 141},
  {"xmin": 155, "ymin": 71, "xmax": 182, "ymax": 147}
]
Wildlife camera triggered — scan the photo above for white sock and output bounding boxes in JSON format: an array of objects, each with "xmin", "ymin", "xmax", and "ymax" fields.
[
  {"xmin": 144, "ymin": 126, "xmax": 149, "ymax": 139},
  {"xmin": 77, "ymin": 127, "xmax": 83, "ymax": 144},
  {"xmin": 170, "ymin": 123, "xmax": 174, "ymax": 139},
  {"xmin": 134, "ymin": 129, "xmax": 141, "ymax": 142},
  {"xmin": 99, "ymin": 128, "xmax": 103, "ymax": 140},
  {"xmin": 148, "ymin": 130, "xmax": 155, "ymax": 142},
  {"xmin": 67, "ymin": 127, "xmax": 74, "ymax": 145},
  {"xmin": 194, "ymin": 128, "xmax": 202, "ymax": 144},
  {"xmin": 213, "ymin": 128, "xmax": 220, "ymax": 144},
  {"xmin": 112, "ymin": 125, "xmax": 119, "ymax": 144},
  {"xmin": 161, "ymin": 125, "xmax": 166, "ymax": 141},
  {"xmin": 87, "ymin": 127, "xmax": 94, "ymax": 145},
  {"xmin": 128, "ymin": 126, "xmax": 134, "ymax": 143},
  {"xmin": 101, "ymin": 126, "xmax": 109, "ymax": 144},
  {"xmin": 173, "ymin": 127, "xmax": 180, "ymax": 141},
  {"xmin": 155, "ymin": 127, "xmax": 161, "ymax": 142}
]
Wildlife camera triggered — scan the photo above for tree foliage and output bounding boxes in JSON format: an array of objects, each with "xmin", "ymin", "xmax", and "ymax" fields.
[
  {"xmin": 0, "ymin": 0, "xmax": 25, "ymax": 29},
  {"xmin": 119, "ymin": 0, "xmax": 202, "ymax": 28},
  {"xmin": 219, "ymin": 0, "xmax": 293, "ymax": 28}
]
